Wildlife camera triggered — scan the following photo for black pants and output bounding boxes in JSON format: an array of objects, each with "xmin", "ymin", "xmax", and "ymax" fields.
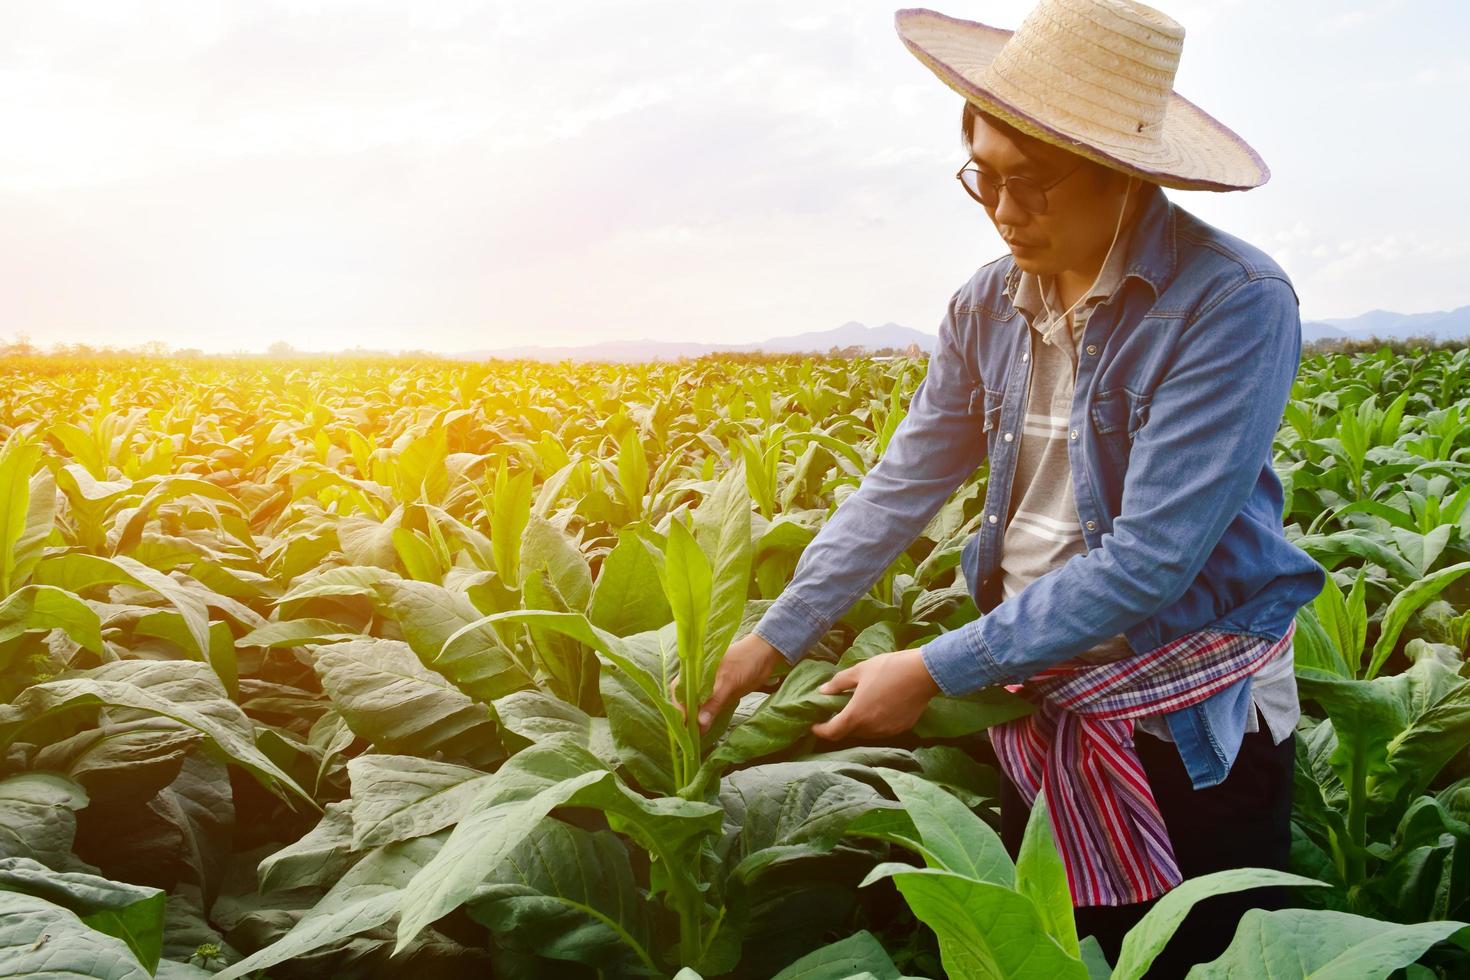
[{"xmin": 999, "ymin": 719, "xmax": 1296, "ymax": 979}]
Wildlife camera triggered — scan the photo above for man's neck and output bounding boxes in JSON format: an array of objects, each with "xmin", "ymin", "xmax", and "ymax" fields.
[
  {"xmin": 1053, "ymin": 267, "xmax": 1102, "ymax": 314},
  {"xmin": 1050, "ymin": 189, "xmax": 1144, "ymax": 311}
]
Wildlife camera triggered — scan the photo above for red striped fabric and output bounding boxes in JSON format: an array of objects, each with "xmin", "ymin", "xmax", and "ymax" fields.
[{"xmin": 989, "ymin": 623, "xmax": 1296, "ymax": 906}]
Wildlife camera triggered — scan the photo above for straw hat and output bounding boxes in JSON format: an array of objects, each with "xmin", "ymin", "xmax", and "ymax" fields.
[{"xmin": 895, "ymin": 1, "xmax": 1269, "ymax": 191}]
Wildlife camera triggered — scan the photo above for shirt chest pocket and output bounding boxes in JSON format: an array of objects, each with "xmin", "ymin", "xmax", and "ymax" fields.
[
  {"xmin": 971, "ymin": 387, "xmax": 1004, "ymax": 438},
  {"xmin": 1090, "ymin": 387, "xmax": 1152, "ymax": 445}
]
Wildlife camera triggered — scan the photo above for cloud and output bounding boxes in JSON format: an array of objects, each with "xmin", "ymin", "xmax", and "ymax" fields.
[
  {"xmin": 1315, "ymin": 0, "xmax": 1407, "ymax": 35},
  {"xmin": 1293, "ymin": 233, "xmax": 1470, "ymax": 320}
]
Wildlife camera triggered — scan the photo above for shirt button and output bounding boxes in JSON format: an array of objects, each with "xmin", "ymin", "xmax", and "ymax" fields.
[
  {"xmin": 1085, "ymin": 520, "xmax": 1097, "ymax": 531},
  {"xmin": 1003, "ymin": 431, "xmax": 1013, "ymax": 442},
  {"xmin": 1085, "ymin": 344, "xmax": 1098, "ymax": 355},
  {"xmin": 988, "ymin": 514, "xmax": 998, "ymax": 525},
  {"xmin": 1070, "ymin": 428, "xmax": 1078, "ymax": 440},
  {"xmin": 1021, "ymin": 352, "xmax": 1029, "ymax": 362}
]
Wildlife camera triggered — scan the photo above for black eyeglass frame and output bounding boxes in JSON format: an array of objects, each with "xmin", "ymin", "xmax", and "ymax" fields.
[{"xmin": 955, "ymin": 159, "xmax": 1084, "ymax": 215}]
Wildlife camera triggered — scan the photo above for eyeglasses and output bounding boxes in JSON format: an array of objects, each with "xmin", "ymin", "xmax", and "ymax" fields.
[{"xmin": 955, "ymin": 159, "xmax": 1084, "ymax": 215}]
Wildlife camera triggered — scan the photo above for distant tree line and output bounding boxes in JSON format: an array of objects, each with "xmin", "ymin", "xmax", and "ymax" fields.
[
  {"xmin": 1302, "ymin": 335, "xmax": 1470, "ymax": 356},
  {"xmin": 0, "ymin": 334, "xmax": 445, "ymax": 361}
]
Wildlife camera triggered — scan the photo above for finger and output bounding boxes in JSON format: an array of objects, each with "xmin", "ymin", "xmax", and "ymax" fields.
[
  {"xmin": 696, "ymin": 670, "xmax": 740, "ymax": 731},
  {"xmin": 668, "ymin": 675, "xmax": 686, "ymax": 719},
  {"xmin": 810, "ymin": 703, "xmax": 857, "ymax": 741},
  {"xmin": 818, "ymin": 665, "xmax": 860, "ymax": 696}
]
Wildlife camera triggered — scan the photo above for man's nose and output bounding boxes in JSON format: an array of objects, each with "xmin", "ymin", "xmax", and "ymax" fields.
[{"xmin": 992, "ymin": 186, "xmax": 1031, "ymax": 229}]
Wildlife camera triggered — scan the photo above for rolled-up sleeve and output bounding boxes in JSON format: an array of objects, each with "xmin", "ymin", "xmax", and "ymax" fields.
[
  {"xmin": 752, "ymin": 288, "xmax": 988, "ymax": 664},
  {"xmin": 920, "ymin": 274, "xmax": 1303, "ymax": 694}
]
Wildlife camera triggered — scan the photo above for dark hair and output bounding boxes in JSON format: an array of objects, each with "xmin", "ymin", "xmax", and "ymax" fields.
[{"xmin": 961, "ymin": 101, "xmax": 1113, "ymax": 191}]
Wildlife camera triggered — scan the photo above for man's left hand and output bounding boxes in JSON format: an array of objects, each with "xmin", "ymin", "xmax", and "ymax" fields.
[{"xmin": 810, "ymin": 648, "xmax": 942, "ymax": 741}]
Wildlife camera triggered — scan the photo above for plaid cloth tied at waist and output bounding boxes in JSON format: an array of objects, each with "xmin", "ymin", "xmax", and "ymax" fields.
[{"xmin": 989, "ymin": 622, "xmax": 1296, "ymax": 907}]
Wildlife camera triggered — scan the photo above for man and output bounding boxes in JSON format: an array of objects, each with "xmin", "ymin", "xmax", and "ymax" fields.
[{"xmin": 679, "ymin": 1, "xmax": 1325, "ymax": 973}]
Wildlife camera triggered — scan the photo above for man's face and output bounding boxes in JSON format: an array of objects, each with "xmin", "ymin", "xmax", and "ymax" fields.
[{"xmin": 967, "ymin": 114, "xmax": 1131, "ymax": 276}]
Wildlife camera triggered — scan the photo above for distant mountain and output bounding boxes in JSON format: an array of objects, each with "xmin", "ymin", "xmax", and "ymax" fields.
[
  {"xmin": 450, "ymin": 321, "xmax": 937, "ymax": 362},
  {"xmin": 447, "ymin": 306, "xmax": 1470, "ymax": 362},
  {"xmin": 755, "ymin": 321, "xmax": 937, "ymax": 353},
  {"xmin": 1302, "ymin": 305, "xmax": 1470, "ymax": 344}
]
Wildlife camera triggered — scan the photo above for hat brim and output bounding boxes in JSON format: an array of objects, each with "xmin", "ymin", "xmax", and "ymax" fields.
[{"xmin": 896, "ymin": 7, "xmax": 1269, "ymax": 192}]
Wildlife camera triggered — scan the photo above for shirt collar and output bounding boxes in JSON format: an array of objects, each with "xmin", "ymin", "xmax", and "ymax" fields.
[
  {"xmin": 1003, "ymin": 181, "xmax": 1177, "ymax": 329},
  {"xmin": 1012, "ymin": 216, "xmax": 1132, "ymax": 344}
]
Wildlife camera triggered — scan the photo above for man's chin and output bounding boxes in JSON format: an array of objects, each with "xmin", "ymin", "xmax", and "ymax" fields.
[{"xmin": 1008, "ymin": 245, "xmax": 1050, "ymax": 269}]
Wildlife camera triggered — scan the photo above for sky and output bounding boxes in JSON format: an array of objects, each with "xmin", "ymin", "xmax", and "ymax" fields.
[{"xmin": 2, "ymin": 0, "xmax": 1467, "ymax": 354}]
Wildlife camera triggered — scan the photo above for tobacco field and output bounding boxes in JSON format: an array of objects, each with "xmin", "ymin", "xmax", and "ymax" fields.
[{"xmin": 1, "ymin": 345, "xmax": 1468, "ymax": 979}]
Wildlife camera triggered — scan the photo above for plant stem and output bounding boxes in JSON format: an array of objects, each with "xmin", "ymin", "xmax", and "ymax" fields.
[
  {"xmin": 645, "ymin": 834, "xmax": 704, "ymax": 967},
  {"xmin": 1346, "ymin": 734, "xmax": 1368, "ymax": 888}
]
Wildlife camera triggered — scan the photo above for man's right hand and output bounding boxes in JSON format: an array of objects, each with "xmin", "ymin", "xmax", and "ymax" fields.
[{"xmin": 669, "ymin": 632, "xmax": 786, "ymax": 734}]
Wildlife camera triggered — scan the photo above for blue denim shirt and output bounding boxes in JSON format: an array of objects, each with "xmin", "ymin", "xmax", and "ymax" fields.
[{"xmin": 752, "ymin": 182, "xmax": 1326, "ymax": 789}]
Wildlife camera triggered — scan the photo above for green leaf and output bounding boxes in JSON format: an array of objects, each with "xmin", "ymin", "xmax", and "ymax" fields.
[
  {"xmin": 1394, "ymin": 525, "xmax": 1453, "ymax": 578},
  {"xmin": 345, "ymin": 754, "xmax": 493, "ymax": 849},
  {"xmin": 392, "ymin": 738, "xmax": 721, "ymax": 954},
  {"xmin": 1313, "ymin": 572, "xmax": 1360, "ymax": 674},
  {"xmin": 0, "ymin": 773, "xmax": 90, "ymax": 868},
  {"xmin": 0, "ymin": 890, "xmax": 152, "ymax": 979},
  {"xmin": 391, "ymin": 526, "xmax": 443, "ymax": 581},
  {"xmin": 1015, "ymin": 790, "xmax": 1079, "ymax": 958},
  {"xmin": 0, "ymin": 432, "xmax": 44, "ymax": 597},
  {"xmin": 768, "ymin": 930, "xmax": 903, "ymax": 980},
  {"xmin": 1078, "ymin": 935, "xmax": 1111, "ymax": 979},
  {"xmin": 1295, "ymin": 669, "xmax": 1407, "ymax": 797},
  {"xmin": 466, "ymin": 819, "xmax": 657, "ymax": 974},
  {"xmin": 520, "ymin": 563, "xmax": 600, "ymax": 707},
  {"xmin": 0, "ymin": 857, "xmax": 166, "ymax": 973},
  {"xmin": 875, "ymin": 768, "xmax": 1013, "ymax": 886},
  {"xmin": 859, "ymin": 864, "xmax": 1087, "ymax": 980},
  {"xmin": 271, "ymin": 564, "xmax": 397, "ymax": 612},
  {"xmin": 0, "ymin": 585, "xmax": 104, "ymax": 655},
  {"xmin": 1293, "ymin": 606, "xmax": 1352, "ymax": 678},
  {"xmin": 34, "ymin": 553, "xmax": 212, "ymax": 661},
  {"xmin": 489, "ymin": 460, "xmax": 533, "ymax": 589},
  {"xmin": 236, "ymin": 617, "xmax": 361, "ymax": 649},
  {"xmin": 519, "ymin": 515, "xmax": 592, "ymax": 612},
  {"xmin": 0, "ymin": 661, "xmax": 311, "ymax": 805},
  {"xmin": 1366, "ymin": 560, "xmax": 1470, "ymax": 679},
  {"xmin": 589, "ymin": 528, "xmax": 672, "ymax": 637},
  {"xmin": 692, "ymin": 462, "xmax": 755, "ymax": 672},
  {"xmin": 1373, "ymin": 665, "xmax": 1470, "ymax": 810},
  {"xmin": 1293, "ymin": 531, "xmax": 1419, "ymax": 585},
  {"xmin": 909, "ymin": 745, "xmax": 999, "ymax": 809},
  {"xmin": 113, "ymin": 476, "xmax": 246, "ymax": 558},
  {"xmin": 1110, "ymin": 867, "xmax": 1326, "ymax": 980},
  {"xmin": 130, "ymin": 615, "xmax": 239, "ymax": 699},
  {"xmin": 912, "ymin": 687, "xmax": 1033, "ymax": 738},
  {"xmin": 213, "ymin": 834, "xmax": 446, "ymax": 980},
  {"xmin": 721, "ymin": 761, "xmax": 897, "ymax": 884},
  {"xmin": 379, "ymin": 579, "xmax": 535, "ymax": 702},
  {"xmin": 465, "ymin": 610, "xmax": 695, "ymax": 782},
  {"xmin": 257, "ymin": 802, "xmax": 360, "ymax": 894},
  {"xmin": 16, "ymin": 464, "xmax": 57, "ymax": 589},
  {"xmin": 33, "ymin": 717, "xmax": 203, "ymax": 807},
  {"xmin": 595, "ymin": 628, "xmax": 680, "ymax": 794},
  {"xmin": 662, "ymin": 517, "xmax": 713, "ymax": 706},
  {"xmin": 616, "ymin": 428, "xmax": 649, "ymax": 520},
  {"xmin": 493, "ymin": 689, "xmax": 618, "ymax": 765},
  {"xmin": 333, "ymin": 514, "xmax": 398, "ymax": 570},
  {"xmin": 1189, "ymin": 907, "xmax": 1467, "ymax": 979},
  {"xmin": 312, "ymin": 637, "xmax": 504, "ymax": 768}
]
